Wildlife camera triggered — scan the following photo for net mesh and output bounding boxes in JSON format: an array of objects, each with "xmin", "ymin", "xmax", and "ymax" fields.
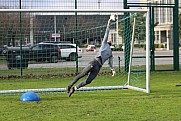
[{"xmin": 0, "ymin": 9, "xmax": 148, "ymax": 94}]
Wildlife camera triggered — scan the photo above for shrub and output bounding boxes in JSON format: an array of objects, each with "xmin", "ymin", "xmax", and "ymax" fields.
[
  {"xmin": 112, "ymin": 44, "xmax": 123, "ymax": 51},
  {"xmin": 154, "ymin": 44, "xmax": 159, "ymax": 48},
  {"xmin": 158, "ymin": 43, "xmax": 164, "ymax": 48}
]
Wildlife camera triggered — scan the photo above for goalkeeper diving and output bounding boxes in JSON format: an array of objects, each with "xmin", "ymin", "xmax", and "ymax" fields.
[{"xmin": 67, "ymin": 14, "xmax": 117, "ymax": 97}]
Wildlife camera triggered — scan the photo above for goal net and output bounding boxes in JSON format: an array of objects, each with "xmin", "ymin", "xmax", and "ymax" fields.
[{"xmin": 0, "ymin": 9, "xmax": 150, "ymax": 94}]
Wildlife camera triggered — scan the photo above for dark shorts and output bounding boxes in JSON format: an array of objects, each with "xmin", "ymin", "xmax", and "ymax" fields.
[{"xmin": 89, "ymin": 58, "xmax": 102, "ymax": 69}]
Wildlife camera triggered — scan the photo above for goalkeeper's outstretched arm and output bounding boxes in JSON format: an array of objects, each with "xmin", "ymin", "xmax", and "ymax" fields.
[
  {"xmin": 102, "ymin": 15, "xmax": 116, "ymax": 45},
  {"xmin": 102, "ymin": 19, "xmax": 111, "ymax": 45}
]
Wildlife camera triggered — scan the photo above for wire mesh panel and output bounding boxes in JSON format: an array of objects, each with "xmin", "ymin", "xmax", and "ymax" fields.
[
  {"xmin": 0, "ymin": 0, "xmax": 124, "ymax": 78},
  {"xmin": 0, "ymin": 0, "xmax": 150, "ymax": 94}
]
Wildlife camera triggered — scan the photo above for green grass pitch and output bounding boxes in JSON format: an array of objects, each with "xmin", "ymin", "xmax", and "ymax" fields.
[{"xmin": 0, "ymin": 71, "xmax": 181, "ymax": 121}]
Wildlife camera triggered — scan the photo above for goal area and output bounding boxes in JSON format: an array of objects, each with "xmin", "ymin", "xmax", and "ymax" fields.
[{"xmin": 0, "ymin": 9, "xmax": 150, "ymax": 94}]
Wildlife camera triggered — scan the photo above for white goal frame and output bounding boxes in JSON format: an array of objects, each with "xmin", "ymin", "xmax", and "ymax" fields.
[{"xmin": 0, "ymin": 8, "xmax": 150, "ymax": 94}]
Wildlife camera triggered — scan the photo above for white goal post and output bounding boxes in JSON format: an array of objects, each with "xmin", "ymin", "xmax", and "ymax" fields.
[{"xmin": 0, "ymin": 8, "xmax": 150, "ymax": 94}]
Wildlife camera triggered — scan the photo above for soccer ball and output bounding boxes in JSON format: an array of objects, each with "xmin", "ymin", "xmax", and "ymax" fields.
[{"xmin": 110, "ymin": 14, "xmax": 118, "ymax": 22}]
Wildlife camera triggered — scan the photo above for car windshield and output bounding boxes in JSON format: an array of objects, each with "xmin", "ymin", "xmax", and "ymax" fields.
[{"xmin": 31, "ymin": 45, "xmax": 42, "ymax": 50}]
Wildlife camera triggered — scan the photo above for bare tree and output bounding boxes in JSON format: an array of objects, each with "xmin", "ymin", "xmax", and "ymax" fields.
[{"xmin": 0, "ymin": 6, "xmax": 40, "ymax": 46}]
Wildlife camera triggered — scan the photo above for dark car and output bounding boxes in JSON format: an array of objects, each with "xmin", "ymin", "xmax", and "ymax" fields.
[
  {"xmin": 29, "ymin": 43, "xmax": 61, "ymax": 63},
  {"xmin": 0, "ymin": 47, "xmax": 4, "ymax": 55},
  {"xmin": 6, "ymin": 47, "xmax": 30, "ymax": 69},
  {"xmin": 5, "ymin": 43, "xmax": 61, "ymax": 69},
  {"xmin": 0, "ymin": 46, "xmax": 7, "ymax": 56}
]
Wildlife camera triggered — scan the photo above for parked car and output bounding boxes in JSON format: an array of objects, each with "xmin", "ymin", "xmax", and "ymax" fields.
[
  {"xmin": 56, "ymin": 43, "xmax": 82, "ymax": 61},
  {"xmin": 4, "ymin": 43, "xmax": 61, "ymax": 69},
  {"xmin": 5, "ymin": 47, "xmax": 30, "ymax": 69},
  {"xmin": 29, "ymin": 43, "xmax": 61, "ymax": 63},
  {"xmin": 86, "ymin": 45, "xmax": 96, "ymax": 52},
  {"xmin": 40, "ymin": 42, "xmax": 82, "ymax": 61},
  {"xmin": 0, "ymin": 46, "xmax": 7, "ymax": 56},
  {"xmin": 110, "ymin": 45, "xmax": 115, "ymax": 50}
]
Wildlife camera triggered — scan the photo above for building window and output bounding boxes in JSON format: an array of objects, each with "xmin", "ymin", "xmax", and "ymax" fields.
[
  {"xmin": 154, "ymin": 31, "xmax": 159, "ymax": 44},
  {"xmin": 168, "ymin": 30, "xmax": 172, "ymax": 39},
  {"xmin": 154, "ymin": 1, "xmax": 159, "ymax": 23},
  {"xmin": 161, "ymin": 8, "xmax": 166, "ymax": 23},
  {"xmin": 160, "ymin": 0, "xmax": 167, "ymax": 23},
  {"xmin": 111, "ymin": 33, "xmax": 117, "ymax": 44}
]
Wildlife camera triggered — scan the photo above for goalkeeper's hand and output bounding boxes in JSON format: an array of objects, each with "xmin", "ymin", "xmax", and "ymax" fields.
[{"xmin": 112, "ymin": 70, "xmax": 116, "ymax": 76}]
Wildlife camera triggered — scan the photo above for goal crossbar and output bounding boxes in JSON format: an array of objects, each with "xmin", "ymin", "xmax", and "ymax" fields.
[{"xmin": 0, "ymin": 9, "xmax": 148, "ymax": 13}]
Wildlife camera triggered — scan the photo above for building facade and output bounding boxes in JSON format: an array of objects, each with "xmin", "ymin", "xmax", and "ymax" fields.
[{"xmin": 140, "ymin": 0, "xmax": 180, "ymax": 50}]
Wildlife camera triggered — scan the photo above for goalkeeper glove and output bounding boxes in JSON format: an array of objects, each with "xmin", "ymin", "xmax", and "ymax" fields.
[{"xmin": 112, "ymin": 70, "xmax": 116, "ymax": 76}]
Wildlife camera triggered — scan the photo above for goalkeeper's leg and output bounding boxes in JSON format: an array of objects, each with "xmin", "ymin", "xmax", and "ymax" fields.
[
  {"xmin": 67, "ymin": 63, "xmax": 93, "ymax": 93},
  {"xmin": 76, "ymin": 68, "xmax": 100, "ymax": 89},
  {"xmin": 68, "ymin": 60, "xmax": 101, "ymax": 97},
  {"xmin": 69, "ymin": 68, "xmax": 100, "ymax": 97}
]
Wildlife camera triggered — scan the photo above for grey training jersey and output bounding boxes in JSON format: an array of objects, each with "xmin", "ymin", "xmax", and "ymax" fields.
[{"xmin": 95, "ymin": 24, "xmax": 114, "ymax": 70}]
